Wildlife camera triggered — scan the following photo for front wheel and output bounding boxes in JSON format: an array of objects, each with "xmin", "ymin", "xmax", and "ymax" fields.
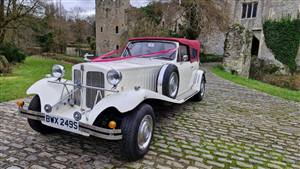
[
  {"xmin": 27, "ymin": 95, "xmax": 58, "ymax": 134},
  {"xmin": 121, "ymin": 103, "xmax": 155, "ymax": 161}
]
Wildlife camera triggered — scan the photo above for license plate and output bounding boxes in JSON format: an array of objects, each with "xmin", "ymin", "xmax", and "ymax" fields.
[{"xmin": 44, "ymin": 114, "xmax": 79, "ymax": 133}]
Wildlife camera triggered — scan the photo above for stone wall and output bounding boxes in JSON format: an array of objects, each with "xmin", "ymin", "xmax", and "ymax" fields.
[
  {"xmin": 198, "ymin": 0, "xmax": 236, "ymax": 55},
  {"xmin": 95, "ymin": 0, "xmax": 130, "ymax": 55},
  {"xmin": 199, "ymin": 31, "xmax": 225, "ymax": 55},
  {"xmin": 224, "ymin": 0, "xmax": 300, "ymax": 77},
  {"xmin": 263, "ymin": 0, "xmax": 300, "ymax": 21},
  {"xmin": 95, "ymin": 0, "xmax": 300, "ymax": 59},
  {"xmin": 223, "ymin": 25, "xmax": 253, "ymax": 77},
  {"xmin": 232, "ymin": 0, "xmax": 265, "ymax": 30}
]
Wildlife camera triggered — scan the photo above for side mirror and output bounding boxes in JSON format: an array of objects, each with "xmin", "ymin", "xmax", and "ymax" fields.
[{"xmin": 182, "ymin": 55, "xmax": 189, "ymax": 62}]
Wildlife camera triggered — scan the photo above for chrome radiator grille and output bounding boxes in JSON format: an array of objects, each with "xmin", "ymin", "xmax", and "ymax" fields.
[
  {"xmin": 73, "ymin": 69, "xmax": 81, "ymax": 106},
  {"xmin": 86, "ymin": 71, "xmax": 105, "ymax": 108}
]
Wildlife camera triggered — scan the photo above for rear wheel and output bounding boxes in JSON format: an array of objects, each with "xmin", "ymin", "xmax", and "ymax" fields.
[
  {"xmin": 192, "ymin": 76, "xmax": 206, "ymax": 101},
  {"xmin": 27, "ymin": 95, "xmax": 57, "ymax": 134},
  {"xmin": 121, "ymin": 103, "xmax": 155, "ymax": 161}
]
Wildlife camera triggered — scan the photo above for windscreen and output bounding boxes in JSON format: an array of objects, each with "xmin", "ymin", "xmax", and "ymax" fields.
[{"xmin": 122, "ymin": 41, "xmax": 177, "ymax": 60}]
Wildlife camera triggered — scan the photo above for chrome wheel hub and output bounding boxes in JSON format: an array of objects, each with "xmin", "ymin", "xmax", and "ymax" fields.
[
  {"xmin": 137, "ymin": 115, "xmax": 153, "ymax": 151},
  {"xmin": 169, "ymin": 72, "xmax": 179, "ymax": 98}
]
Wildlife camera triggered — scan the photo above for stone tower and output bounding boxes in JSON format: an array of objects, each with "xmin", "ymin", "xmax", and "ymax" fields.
[{"xmin": 95, "ymin": 0, "xmax": 131, "ymax": 55}]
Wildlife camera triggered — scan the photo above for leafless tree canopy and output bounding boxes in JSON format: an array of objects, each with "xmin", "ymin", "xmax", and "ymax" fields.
[
  {"xmin": 128, "ymin": 0, "xmax": 230, "ymax": 39},
  {"xmin": 0, "ymin": 0, "xmax": 42, "ymax": 43}
]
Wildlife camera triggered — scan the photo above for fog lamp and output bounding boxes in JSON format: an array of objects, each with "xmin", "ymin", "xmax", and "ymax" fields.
[
  {"xmin": 16, "ymin": 100, "xmax": 24, "ymax": 108},
  {"xmin": 73, "ymin": 111, "xmax": 82, "ymax": 121},
  {"xmin": 44, "ymin": 104, "xmax": 52, "ymax": 113},
  {"xmin": 108, "ymin": 121, "xmax": 117, "ymax": 129}
]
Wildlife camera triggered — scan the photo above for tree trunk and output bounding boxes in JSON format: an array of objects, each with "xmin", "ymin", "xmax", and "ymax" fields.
[
  {"xmin": 0, "ymin": 0, "xmax": 4, "ymax": 44},
  {"xmin": 0, "ymin": 29, "xmax": 5, "ymax": 44},
  {"xmin": 0, "ymin": 0, "xmax": 4, "ymax": 21}
]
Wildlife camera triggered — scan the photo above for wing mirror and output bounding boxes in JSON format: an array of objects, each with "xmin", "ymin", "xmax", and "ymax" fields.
[{"xmin": 182, "ymin": 55, "xmax": 189, "ymax": 62}]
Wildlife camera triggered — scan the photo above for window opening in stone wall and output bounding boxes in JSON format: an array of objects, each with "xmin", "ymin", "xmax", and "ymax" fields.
[
  {"xmin": 242, "ymin": 4, "xmax": 247, "ymax": 18},
  {"xmin": 101, "ymin": 27, "xmax": 103, "ymax": 32},
  {"xmin": 252, "ymin": 3, "xmax": 258, "ymax": 17},
  {"xmin": 242, "ymin": 2, "xmax": 258, "ymax": 19},
  {"xmin": 247, "ymin": 3, "xmax": 252, "ymax": 18},
  {"xmin": 105, "ymin": 8, "xmax": 109, "ymax": 18},
  {"xmin": 116, "ymin": 26, "xmax": 119, "ymax": 34}
]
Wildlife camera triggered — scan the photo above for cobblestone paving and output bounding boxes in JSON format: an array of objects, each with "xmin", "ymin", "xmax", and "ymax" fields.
[{"xmin": 1, "ymin": 67, "xmax": 300, "ymax": 169}]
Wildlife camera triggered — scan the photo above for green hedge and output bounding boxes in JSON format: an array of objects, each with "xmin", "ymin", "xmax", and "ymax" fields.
[
  {"xmin": 201, "ymin": 54, "xmax": 223, "ymax": 63},
  {"xmin": 0, "ymin": 43, "xmax": 26, "ymax": 63},
  {"xmin": 263, "ymin": 18, "xmax": 300, "ymax": 72}
]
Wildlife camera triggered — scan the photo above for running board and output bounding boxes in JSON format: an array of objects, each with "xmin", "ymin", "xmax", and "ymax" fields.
[{"xmin": 176, "ymin": 89, "xmax": 199, "ymax": 102}]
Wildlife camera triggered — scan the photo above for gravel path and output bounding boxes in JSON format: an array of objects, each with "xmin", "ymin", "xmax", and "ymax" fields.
[{"xmin": 0, "ymin": 67, "xmax": 300, "ymax": 169}]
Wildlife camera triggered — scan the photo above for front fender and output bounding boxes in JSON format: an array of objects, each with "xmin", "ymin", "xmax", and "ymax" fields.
[
  {"xmin": 88, "ymin": 88, "xmax": 187, "ymax": 125},
  {"xmin": 27, "ymin": 78, "xmax": 73, "ymax": 113},
  {"xmin": 87, "ymin": 89, "xmax": 147, "ymax": 124}
]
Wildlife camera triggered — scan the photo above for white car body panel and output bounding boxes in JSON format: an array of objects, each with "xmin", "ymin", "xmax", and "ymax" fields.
[
  {"xmin": 27, "ymin": 78, "xmax": 73, "ymax": 113},
  {"xmin": 25, "ymin": 40, "xmax": 205, "ymax": 128},
  {"xmin": 26, "ymin": 68, "xmax": 204, "ymax": 126}
]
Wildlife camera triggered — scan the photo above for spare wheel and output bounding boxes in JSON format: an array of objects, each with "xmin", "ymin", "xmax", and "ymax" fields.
[{"xmin": 157, "ymin": 64, "xmax": 179, "ymax": 99}]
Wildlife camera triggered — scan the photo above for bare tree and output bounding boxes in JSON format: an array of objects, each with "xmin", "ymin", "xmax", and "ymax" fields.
[
  {"xmin": 0, "ymin": 0, "xmax": 42, "ymax": 44},
  {"xmin": 179, "ymin": 0, "xmax": 230, "ymax": 39}
]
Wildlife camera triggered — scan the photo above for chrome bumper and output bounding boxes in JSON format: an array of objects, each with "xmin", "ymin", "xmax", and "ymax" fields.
[{"xmin": 18, "ymin": 108, "xmax": 122, "ymax": 140}]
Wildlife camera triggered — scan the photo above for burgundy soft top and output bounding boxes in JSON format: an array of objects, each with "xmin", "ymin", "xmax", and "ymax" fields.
[
  {"xmin": 128, "ymin": 37, "xmax": 201, "ymax": 62},
  {"xmin": 128, "ymin": 37, "xmax": 200, "ymax": 51}
]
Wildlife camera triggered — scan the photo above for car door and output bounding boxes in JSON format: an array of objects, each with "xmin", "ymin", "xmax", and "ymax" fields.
[{"xmin": 177, "ymin": 45, "xmax": 195, "ymax": 96}]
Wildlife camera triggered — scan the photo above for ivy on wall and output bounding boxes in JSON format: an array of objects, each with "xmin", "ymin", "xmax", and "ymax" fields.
[{"xmin": 263, "ymin": 18, "xmax": 300, "ymax": 72}]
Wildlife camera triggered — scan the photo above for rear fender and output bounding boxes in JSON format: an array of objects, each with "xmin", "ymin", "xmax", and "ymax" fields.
[{"xmin": 191, "ymin": 69, "xmax": 205, "ymax": 91}]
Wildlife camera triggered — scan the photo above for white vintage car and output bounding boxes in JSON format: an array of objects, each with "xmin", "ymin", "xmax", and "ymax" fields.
[{"xmin": 18, "ymin": 37, "xmax": 206, "ymax": 161}]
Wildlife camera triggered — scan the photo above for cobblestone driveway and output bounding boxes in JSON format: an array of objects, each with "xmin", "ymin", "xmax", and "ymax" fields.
[{"xmin": 1, "ymin": 68, "xmax": 300, "ymax": 169}]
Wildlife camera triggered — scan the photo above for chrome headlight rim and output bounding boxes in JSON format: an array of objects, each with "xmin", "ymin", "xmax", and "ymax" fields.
[
  {"xmin": 52, "ymin": 64, "xmax": 65, "ymax": 79},
  {"xmin": 107, "ymin": 69, "xmax": 122, "ymax": 86}
]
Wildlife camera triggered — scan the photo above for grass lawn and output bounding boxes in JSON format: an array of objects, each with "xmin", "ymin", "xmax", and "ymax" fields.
[
  {"xmin": 212, "ymin": 67, "xmax": 300, "ymax": 102},
  {"xmin": 0, "ymin": 56, "xmax": 73, "ymax": 102}
]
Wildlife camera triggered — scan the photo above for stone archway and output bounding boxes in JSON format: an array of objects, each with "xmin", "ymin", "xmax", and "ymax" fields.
[
  {"xmin": 249, "ymin": 36, "xmax": 262, "ymax": 79},
  {"xmin": 251, "ymin": 36, "xmax": 260, "ymax": 57}
]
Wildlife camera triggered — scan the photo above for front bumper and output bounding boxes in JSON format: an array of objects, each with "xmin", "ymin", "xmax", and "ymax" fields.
[{"xmin": 18, "ymin": 108, "xmax": 122, "ymax": 140}]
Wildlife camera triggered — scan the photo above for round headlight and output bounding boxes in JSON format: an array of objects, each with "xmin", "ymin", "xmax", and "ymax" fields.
[
  {"xmin": 52, "ymin": 64, "xmax": 65, "ymax": 79},
  {"xmin": 107, "ymin": 69, "xmax": 122, "ymax": 85}
]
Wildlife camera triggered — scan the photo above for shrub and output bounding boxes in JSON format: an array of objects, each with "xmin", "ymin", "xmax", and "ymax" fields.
[
  {"xmin": 0, "ymin": 55, "xmax": 10, "ymax": 73},
  {"xmin": 37, "ymin": 32, "xmax": 54, "ymax": 52},
  {"xmin": 0, "ymin": 43, "xmax": 26, "ymax": 63},
  {"xmin": 201, "ymin": 54, "xmax": 223, "ymax": 63},
  {"xmin": 263, "ymin": 18, "xmax": 300, "ymax": 73},
  {"xmin": 40, "ymin": 53, "xmax": 83, "ymax": 64},
  {"xmin": 262, "ymin": 74, "xmax": 300, "ymax": 90}
]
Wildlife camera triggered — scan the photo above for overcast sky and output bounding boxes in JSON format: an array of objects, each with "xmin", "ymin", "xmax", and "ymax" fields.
[{"xmin": 56, "ymin": 0, "xmax": 152, "ymax": 16}]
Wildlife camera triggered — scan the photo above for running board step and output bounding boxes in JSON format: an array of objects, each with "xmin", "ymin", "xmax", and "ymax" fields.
[{"xmin": 176, "ymin": 89, "xmax": 199, "ymax": 102}]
